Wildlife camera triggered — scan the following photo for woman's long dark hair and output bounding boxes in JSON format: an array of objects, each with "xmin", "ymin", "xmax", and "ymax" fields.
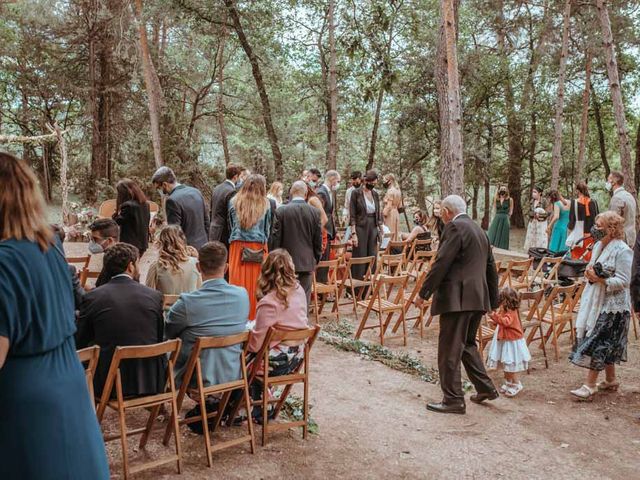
[{"xmin": 116, "ymin": 178, "xmax": 147, "ymax": 210}]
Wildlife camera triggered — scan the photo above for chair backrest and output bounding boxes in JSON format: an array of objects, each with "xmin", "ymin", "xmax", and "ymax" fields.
[
  {"xmin": 376, "ymin": 254, "xmax": 405, "ymax": 277},
  {"xmin": 530, "ymin": 256, "xmax": 562, "ymax": 287},
  {"xmin": 411, "ymin": 250, "xmax": 436, "ymax": 273},
  {"xmin": 330, "ymin": 242, "xmax": 348, "ymax": 258},
  {"xmin": 519, "ymin": 289, "xmax": 544, "ymax": 323},
  {"xmin": 97, "ymin": 339, "xmax": 182, "ymax": 420},
  {"xmin": 506, "ymin": 258, "xmax": 533, "ymax": 287},
  {"xmin": 385, "ymin": 240, "xmax": 410, "ymax": 256},
  {"xmin": 80, "ymin": 269, "xmax": 101, "ymax": 288},
  {"xmin": 163, "ymin": 294, "xmax": 180, "ymax": 310},
  {"xmin": 67, "ymin": 255, "xmax": 91, "ymax": 270},
  {"xmin": 98, "ymin": 199, "xmax": 117, "ymax": 218},
  {"xmin": 314, "ymin": 259, "xmax": 340, "ymax": 286},
  {"xmin": 346, "ymin": 255, "xmax": 376, "ymax": 283},
  {"xmin": 410, "ymin": 238, "xmax": 432, "ymax": 257},
  {"xmin": 77, "ymin": 345, "xmax": 100, "ymax": 402},
  {"xmin": 370, "ymin": 274, "xmax": 409, "ymax": 305},
  {"xmin": 539, "ymin": 283, "xmax": 576, "ymax": 319}
]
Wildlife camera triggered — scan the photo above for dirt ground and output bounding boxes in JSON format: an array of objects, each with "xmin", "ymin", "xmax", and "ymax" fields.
[{"xmin": 65, "ymin": 241, "xmax": 640, "ymax": 479}]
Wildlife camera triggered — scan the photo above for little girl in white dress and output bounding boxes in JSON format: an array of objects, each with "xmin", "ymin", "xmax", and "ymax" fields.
[{"xmin": 487, "ymin": 287, "xmax": 532, "ymax": 397}]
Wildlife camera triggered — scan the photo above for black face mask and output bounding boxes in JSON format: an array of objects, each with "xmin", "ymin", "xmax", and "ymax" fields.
[
  {"xmin": 590, "ymin": 225, "xmax": 606, "ymax": 242},
  {"xmin": 413, "ymin": 219, "xmax": 421, "ymax": 226},
  {"xmin": 382, "ymin": 181, "xmax": 391, "ymax": 189},
  {"xmin": 365, "ymin": 183, "xmax": 375, "ymax": 190}
]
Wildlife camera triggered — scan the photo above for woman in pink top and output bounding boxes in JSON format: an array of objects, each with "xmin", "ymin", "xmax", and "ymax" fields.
[{"xmin": 250, "ymin": 249, "xmax": 309, "ymax": 355}]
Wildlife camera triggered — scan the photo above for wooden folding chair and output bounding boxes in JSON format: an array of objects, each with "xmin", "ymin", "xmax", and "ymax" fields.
[
  {"xmin": 96, "ymin": 339, "xmax": 183, "ymax": 480},
  {"xmin": 355, "ymin": 275, "xmax": 409, "ymax": 346},
  {"xmin": 248, "ymin": 326, "xmax": 320, "ymax": 446},
  {"xmin": 163, "ymin": 294, "xmax": 180, "ymax": 310},
  {"xmin": 399, "ymin": 270, "xmax": 432, "ymax": 338},
  {"xmin": 406, "ymin": 250, "xmax": 436, "ymax": 281},
  {"xmin": 80, "ymin": 268, "xmax": 101, "ymax": 289},
  {"xmin": 505, "ymin": 258, "xmax": 533, "ymax": 290},
  {"xmin": 514, "ymin": 257, "xmax": 561, "ymax": 292},
  {"xmin": 77, "ymin": 345, "xmax": 100, "ymax": 407},
  {"xmin": 375, "ymin": 253, "xmax": 405, "ymax": 277},
  {"xmin": 538, "ymin": 284, "xmax": 578, "ymax": 361},
  {"xmin": 311, "ymin": 259, "xmax": 340, "ymax": 323},
  {"xmin": 384, "ymin": 239, "xmax": 410, "ymax": 263},
  {"xmin": 67, "ymin": 255, "xmax": 91, "ymax": 271},
  {"xmin": 407, "ymin": 238, "xmax": 432, "ymax": 261},
  {"xmin": 519, "ymin": 289, "xmax": 548, "ymax": 369},
  {"xmin": 335, "ymin": 256, "xmax": 376, "ymax": 322},
  {"xmin": 163, "ymin": 332, "xmax": 255, "ymax": 467},
  {"xmin": 477, "ymin": 316, "xmax": 496, "ymax": 359}
]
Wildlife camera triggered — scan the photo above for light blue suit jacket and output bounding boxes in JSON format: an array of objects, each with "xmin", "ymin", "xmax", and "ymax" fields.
[{"xmin": 165, "ymin": 278, "xmax": 249, "ymax": 387}]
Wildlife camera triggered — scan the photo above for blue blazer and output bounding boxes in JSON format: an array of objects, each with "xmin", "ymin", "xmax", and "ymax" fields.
[{"xmin": 165, "ymin": 278, "xmax": 249, "ymax": 387}]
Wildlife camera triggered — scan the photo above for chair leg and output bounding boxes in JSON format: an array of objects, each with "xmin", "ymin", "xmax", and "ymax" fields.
[
  {"xmin": 170, "ymin": 398, "xmax": 183, "ymax": 474},
  {"xmin": 303, "ymin": 365, "xmax": 309, "ymax": 440},
  {"xmin": 355, "ymin": 303, "xmax": 373, "ymax": 339},
  {"xmin": 117, "ymin": 404, "xmax": 130, "ymax": 480},
  {"xmin": 377, "ymin": 308, "xmax": 384, "ymax": 346},
  {"xmin": 313, "ymin": 290, "xmax": 320, "ymax": 325},
  {"xmin": 539, "ymin": 324, "xmax": 549, "ymax": 369},
  {"xmin": 198, "ymin": 387, "xmax": 213, "ymax": 468},
  {"xmin": 262, "ymin": 378, "xmax": 269, "ymax": 447},
  {"xmin": 242, "ymin": 382, "xmax": 256, "ymax": 454}
]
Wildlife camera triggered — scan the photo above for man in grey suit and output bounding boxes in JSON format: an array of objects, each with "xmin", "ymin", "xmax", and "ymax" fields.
[
  {"xmin": 270, "ymin": 181, "xmax": 323, "ymax": 304},
  {"xmin": 607, "ymin": 171, "xmax": 636, "ymax": 248},
  {"xmin": 416, "ymin": 195, "xmax": 499, "ymax": 415},
  {"xmin": 165, "ymin": 241, "xmax": 249, "ymax": 388},
  {"xmin": 152, "ymin": 167, "xmax": 210, "ymax": 249},
  {"xmin": 209, "ymin": 164, "xmax": 242, "ymax": 247}
]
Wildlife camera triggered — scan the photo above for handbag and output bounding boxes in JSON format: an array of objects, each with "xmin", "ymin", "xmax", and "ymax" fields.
[
  {"xmin": 241, "ymin": 247, "xmax": 264, "ymax": 264},
  {"xmin": 565, "ymin": 200, "xmax": 584, "ymax": 248}
]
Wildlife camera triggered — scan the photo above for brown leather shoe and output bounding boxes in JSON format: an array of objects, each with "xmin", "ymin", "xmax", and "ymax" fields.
[
  {"xmin": 470, "ymin": 390, "xmax": 499, "ymax": 404},
  {"xmin": 426, "ymin": 402, "xmax": 466, "ymax": 414}
]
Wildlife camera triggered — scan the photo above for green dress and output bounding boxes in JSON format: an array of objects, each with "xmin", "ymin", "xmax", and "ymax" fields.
[
  {"xmin": 0, "ymin": 239, "xmax": 109, "ymax": 479},
  {"xmin": 488, "ymin": 199, "xmax": 511, "ymax": 250},
  {"xmin": 549, "ymin": 201, "xmax": 570, "ymax": 253}
]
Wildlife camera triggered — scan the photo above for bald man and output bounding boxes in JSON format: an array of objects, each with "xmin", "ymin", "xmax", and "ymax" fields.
[{"xmin": 270, "ymin": 181, "xmax": 323, "ymax": 305}]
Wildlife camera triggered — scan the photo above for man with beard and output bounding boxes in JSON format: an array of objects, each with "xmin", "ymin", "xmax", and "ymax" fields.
[{"xmin": 76, "ymin": 243, "xmax": 165, "ymax": 398}]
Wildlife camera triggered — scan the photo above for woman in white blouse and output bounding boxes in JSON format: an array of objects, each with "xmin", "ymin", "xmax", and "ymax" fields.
[{"xmin": 569, "ymin": 211, "xmax": 632, "ymax": 400}]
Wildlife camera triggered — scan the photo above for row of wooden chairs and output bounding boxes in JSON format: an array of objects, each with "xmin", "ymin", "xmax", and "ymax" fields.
[{"xmin": 77, "ymin": 325, "xmax": 320, "ymax": 479}]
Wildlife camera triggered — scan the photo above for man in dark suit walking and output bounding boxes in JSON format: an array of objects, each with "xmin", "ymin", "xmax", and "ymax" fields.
[
  {"xmin": 209, "ymin": 164, "xmax": 242, "ymax": 247},
  {"xmin": 316, "ymin": 169, "xmax": 341, "ymax": 243},
  {"xmin": 152, "ymin": 166, "xmax": 210, "ymax": 249},
  {"xmin": 416, "ymin": 195, "xmax": 499, "ymax": 414},
  {"xmin": 76, "ymin": 243, "xmax": 166, "ymax": 397},
  {"xmin": 271, "ymin": 181, "xmax": 323, "ymax": 305}
]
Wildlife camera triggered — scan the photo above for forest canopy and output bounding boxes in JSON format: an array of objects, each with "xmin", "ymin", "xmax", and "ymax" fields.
[{"xmin": 1, "ymin": 0, "xmax": 639, "ymax": 227}]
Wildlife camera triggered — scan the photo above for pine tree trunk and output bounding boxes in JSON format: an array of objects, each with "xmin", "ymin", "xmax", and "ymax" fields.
[
  {"xmin": 550, "ymin": 0, "xmax": 572, "ymax": 190},
  {"xmin": 133, "ymin": 0, "xmax": 165, "ymax": 168},
  {"xmin": 216, "ymin": 16, "xmax": 231, "ymax": 166},
  {"xmin": 591, "ymin": 86, "xmax": 610, "ymax": 178},
  {"xmin": 366, "ymin": 87, "xmax": 384, "ymax": 172},
  {"xmin": 575, "ymin": 50, "xmax": 592, "ymax": 185},
  {"xmin": 634, "ymin": 121, "xmax": 640, "ymax": 192},
  {"xmin": 595, "ymin": 0, "xmax": 635, "ymax": 194},
  {"xmin": 327, "ymin": 0, "xmax": 338, "ymax": 170},
  {"xmin": 528, "ymin": 111, "xmax": 537, "ymax": 194},
  {"xmin": 481, "ymin": 106, "xmax": 492, "ymax": 231},
  {"xmin": 224, "ymin": 0, "xmax": 283, "ymax": 179}
]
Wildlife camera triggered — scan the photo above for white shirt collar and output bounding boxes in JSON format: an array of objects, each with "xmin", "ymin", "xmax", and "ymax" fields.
[
  {"xmin": 452, "ymin": 212, "xmax": 466, "ymax": 222},
  {"xmin": 225, "ymin": 179, "xmax": 236, "ymax": 187},
  {"xmin": 112, "ymin": 273, "xmax": 132, "ymax": 280},
  {"xmin": 613, "ymin": 186, "xmax": 625, "ymax": 194}
]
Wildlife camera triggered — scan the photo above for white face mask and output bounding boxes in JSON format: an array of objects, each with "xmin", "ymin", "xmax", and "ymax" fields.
[
  {"xmin": 605, "ymin": 181, "xmax": 612, "ymax": 192},
  {"xmin": 331, "ymin": 182, "xmax": 341, "ymax": 192}
]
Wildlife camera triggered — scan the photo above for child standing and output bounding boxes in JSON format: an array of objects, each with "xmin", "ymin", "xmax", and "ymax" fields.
[{"xmin": 487, "ymin": 287, "xmax": 532, "ymax": 397}]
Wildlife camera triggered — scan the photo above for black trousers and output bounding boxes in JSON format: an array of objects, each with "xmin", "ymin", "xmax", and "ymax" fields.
[
  {"xmin": 438, "ymin": 311, "xmax": 495, "ymax": 405},
  {"xmin": 297, "ymin": 271, "xmax": 312, "ymax": 308},
  {"xmin": 351, "ymin": 215, "xmax": 379, "ymax": 280}
]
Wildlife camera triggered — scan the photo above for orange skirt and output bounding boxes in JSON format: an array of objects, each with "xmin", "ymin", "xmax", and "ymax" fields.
[
  {"xmin": 571, "ymin": 235, "xmax": 594, "ymax": 262},
  {"xmin": 229, "ymin": 240, "xmax": 268, "ymax": 320}
]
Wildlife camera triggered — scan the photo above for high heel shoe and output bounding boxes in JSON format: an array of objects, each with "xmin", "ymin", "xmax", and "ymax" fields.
[{"xmin": 597, "ymin": 380, "xmax": 620, "ymax": 392}]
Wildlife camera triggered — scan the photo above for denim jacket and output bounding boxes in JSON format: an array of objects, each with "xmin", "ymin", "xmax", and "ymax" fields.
[{"xmin": 228, "ymin": 201, "xmax": 272, "ymax": 244}]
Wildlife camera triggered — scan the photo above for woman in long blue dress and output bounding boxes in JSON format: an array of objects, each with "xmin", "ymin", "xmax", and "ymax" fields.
[
  {"xmin": 547, "ymin": 190, "xmax": 570, "ymax": 253},
  {"xmin": 0, "ymin": 152, "xmax": 109, "ymax": 479}
]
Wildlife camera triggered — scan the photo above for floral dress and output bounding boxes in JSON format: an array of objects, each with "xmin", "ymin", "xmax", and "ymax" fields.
[
  {"xmin": 524, "ymin": 198, "xmax": 548, "ymax": 250},
  {"xmin": 570, "ymin": 239, "xmax": 632, "ymax": 371}
]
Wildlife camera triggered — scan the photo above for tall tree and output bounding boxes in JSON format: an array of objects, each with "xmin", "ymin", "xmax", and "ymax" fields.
[
  {"xmin": 575, "ymin": 49, "xmax": 592, "ymax": 185},
  {"xmin": 327, "ymin": 0, "xmax": 338, "ymax": 170},
  {"xmin": 224, "ymin": 0, "xmax": 283, "ymax": 179},
  {"xmin": 595, "ymin": 0, "xmax": 634, "ymax": 194},
  {"xmin": 216, "ymin": 14, "xmax": 231, "ymax": 165},
  {"xmin": 550, "ymin": 0, "xmax": 572, "ymax": 190},
  {"xmin": 133, "ymin": 0, "xmax": 165, "ymax": 168}
]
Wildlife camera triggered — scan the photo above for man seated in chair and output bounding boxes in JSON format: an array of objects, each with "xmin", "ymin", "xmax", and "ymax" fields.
[
  {"xmin": 76, "ymin": 243, "xmax": 166, "ymax": 398},
  {"xmin": 87, "ymin": 218, "xmax": 120, "ymax": 287},
  {"xmin": 165, "ymin": 241, "xmax": 250, "ymax": 389}
]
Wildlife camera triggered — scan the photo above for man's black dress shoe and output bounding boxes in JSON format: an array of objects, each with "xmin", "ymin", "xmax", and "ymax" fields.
[
  {"xmin": 426, "ymin": 402, "xmax": 466, "ymax": 414},
  {"xmin": 470, "ymin": 390, "xmax": 499, "ymax": 404}
]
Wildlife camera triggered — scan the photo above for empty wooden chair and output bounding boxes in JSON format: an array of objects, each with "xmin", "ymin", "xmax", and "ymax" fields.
[
  {"xmin": 398, "ymin": 270, "xmax": 432, "ymax": 338},
  {"xmin": 163, "ymin": 332, "xmax": 255, "ymax": 467},
  {"xmin": 335, "ymin": 256, "xmax": 376, "ymax": 322},
  {"xmin": 519, "ymin": 289, "xmax": 548, "ymax": 369},
  {"xmin": 355, "ymin": 275, "xmax": 409, "ymax": 346},
  {"xmin": 514, "ymin": 257, "xmax": 561, "ymax": 292},
  {"xmin": 504, "ymin": 258, "xmax": 533, "ymax": 290},
  {"xmin": 311, "ymin": 259, "xmax": 340, "ymax": 323},
  {"xmin": 476, "ymin": 318, "xmax": 496, "ymax": 359},
  {"xmin": 406, "ymin": 250, "xmax": 436, "ymax": 281},
  {"xmin": 77, "ymin": 345, "xmax": 100, "ymax": 407},
  {"xmin": 96, "ymin": 339, "xmax": 182, "ymax": 480},
  {"xmin": 375, "ymin": 253, "xmax": 405, "ymax": 277},
  {"xmin": 247, "ymin": 326, "xmax": 320, "ymax": 446},
  {"xmin": 539, "ymin": 283, "xmax": 578, "ymax": 361}
]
